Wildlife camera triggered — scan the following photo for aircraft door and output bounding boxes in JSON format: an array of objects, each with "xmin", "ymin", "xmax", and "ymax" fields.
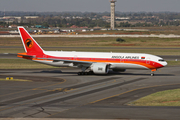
[
  {"xmin": 146, "ymin": 57, "xmax": 151, "ymax": 64},
  {"xmin": 74, "ymin": 55, "xmax": 77, "ymax": 60}
]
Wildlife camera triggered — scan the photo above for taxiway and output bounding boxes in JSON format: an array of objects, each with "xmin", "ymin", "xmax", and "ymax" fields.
[{"xmin": 0, "ymin": 66, "xmax": 180, "ymax": 119}]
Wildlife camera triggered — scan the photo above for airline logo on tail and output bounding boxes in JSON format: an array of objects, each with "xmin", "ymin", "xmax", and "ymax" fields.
[
  {"xmin": 18, "ymin": 26, "xmax": 44, "ymax": 55},
  {"xmin": 25, "ymin": 39, "xmax": 33, "ymax": 48}
]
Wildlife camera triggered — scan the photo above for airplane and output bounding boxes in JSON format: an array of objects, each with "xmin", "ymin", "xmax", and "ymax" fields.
[{"xmin": 17, "ymin": 26, "xmax": 167, "ymax": 76}]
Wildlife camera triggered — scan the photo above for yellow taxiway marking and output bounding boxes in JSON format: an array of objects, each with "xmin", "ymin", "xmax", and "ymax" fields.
[
  {"xmin": 0, "ymin": 78, "xmax": 32, "ymax": 82},
  {"xmin": 44, "ymin": 75, "xmax": 148, "ymax": 118}
]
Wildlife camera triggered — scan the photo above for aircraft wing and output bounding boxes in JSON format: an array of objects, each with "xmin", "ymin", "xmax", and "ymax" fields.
[{"xmin": 37, "ymin": 57, "xmax": 94, "ymax": 66}]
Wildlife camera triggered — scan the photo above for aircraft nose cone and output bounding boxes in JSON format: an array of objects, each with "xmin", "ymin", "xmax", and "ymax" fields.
[{"xmin": 163, "ymin": 61, "xmax": 168, "ymax": 66}]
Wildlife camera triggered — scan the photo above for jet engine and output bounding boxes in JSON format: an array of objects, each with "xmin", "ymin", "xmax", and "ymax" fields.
[{"xmin": 90, "ymin": 63, "xmax": 109, "ymax": 74}]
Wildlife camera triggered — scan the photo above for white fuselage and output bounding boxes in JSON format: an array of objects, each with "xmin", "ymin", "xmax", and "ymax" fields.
[{"xmin": 33, "ymin": 51, "xmax": 167, "ymax": 70}]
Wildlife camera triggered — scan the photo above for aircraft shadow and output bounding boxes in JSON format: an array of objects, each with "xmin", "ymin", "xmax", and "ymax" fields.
[
  {"xmin": 40, "ymin": 70, "xmax": 63, "ymax": 73},
  {"xmin": 36, "ymin": 70, "xmax": 174, "ymax": 77}
]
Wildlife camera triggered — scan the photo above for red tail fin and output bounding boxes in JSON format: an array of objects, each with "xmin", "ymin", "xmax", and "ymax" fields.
[{"xmin": 18, "ymin": 26, "xmax": 44, "ymax": 56}]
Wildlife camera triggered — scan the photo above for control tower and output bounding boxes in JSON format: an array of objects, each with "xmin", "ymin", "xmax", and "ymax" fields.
[{"xmin": 110, "ymin": 0, "xmax": 116, "ymax": 29}]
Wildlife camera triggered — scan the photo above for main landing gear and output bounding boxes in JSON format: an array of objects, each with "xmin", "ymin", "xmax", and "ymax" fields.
[
  {"xmin": 78, "ymin": 72, "xmax": 88, "ymax": 75},
  {"xmin": 77, "ymin": 66, "xmax": 93, "ymax": 75},
  {"xmin": 77, "ymin": 71, "xmax": 93, "ymax": 75}
]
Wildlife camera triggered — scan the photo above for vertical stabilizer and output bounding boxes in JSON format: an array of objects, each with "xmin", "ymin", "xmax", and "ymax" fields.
[{"xmin": 18, "ymin": 26, "xmax": 44, "ymax": 55}]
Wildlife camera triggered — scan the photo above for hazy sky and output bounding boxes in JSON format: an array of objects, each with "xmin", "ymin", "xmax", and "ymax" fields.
[{"xmin": 0, "ymin": 0, "xmax": 180, "ymax": 13}]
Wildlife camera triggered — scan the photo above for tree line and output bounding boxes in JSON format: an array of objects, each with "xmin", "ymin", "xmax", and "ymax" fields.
[{"xmin": 25, "ymin": 16, "xmax": 110, "ymax": 28}]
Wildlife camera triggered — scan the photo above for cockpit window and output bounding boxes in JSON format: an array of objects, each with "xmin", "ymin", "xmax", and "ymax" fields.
[{"xmin": 159, "ymin": 59, "xmax": 165, "ymax": 62}]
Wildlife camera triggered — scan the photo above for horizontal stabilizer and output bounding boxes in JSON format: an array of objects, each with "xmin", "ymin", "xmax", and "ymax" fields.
[{"xmin": 17, "ymin": 54, "xmax": 35, "ymax": 58}]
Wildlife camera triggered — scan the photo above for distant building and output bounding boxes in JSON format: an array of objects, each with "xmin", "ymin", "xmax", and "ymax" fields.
[
  {"xmin": 0, "ymin": 16, "xmax": 21, "ymax": 23},
  {"xmin": 102, "ymin": 16, "xmax": 111, "ymax": 19},
  {"xmin": 35, "ymin": 25, "xmax": 48, "ymax": 28},
  {"xmin": 53, "ymin": 29, "xmax": 61, "ymax": 33},
  {"xmin": 115, "ymin": 17, "xmax": 130, "ymax": 20},
  {"xmin": 70, "ymin": 25, "xmax": 79, "ymax": 28},
  {"xmin": 24, "ymin": 16, "xmax": 39, "ymax": 19},
  {"xmin": 0, "ymin": 25, "xmax": 4, "ymax": 28},
  {"xmin": 8, "ymin": 25, "xmax": 18, "ymax": 28},
  {"xmin": 82, "ymin": 29, "xmax": 90, "ymax": 32}
]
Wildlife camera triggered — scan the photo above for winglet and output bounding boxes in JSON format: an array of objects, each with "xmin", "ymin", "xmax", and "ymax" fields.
[{"xmin": 18, "ymin": 26, "xmax": 44, "ymax": 56}]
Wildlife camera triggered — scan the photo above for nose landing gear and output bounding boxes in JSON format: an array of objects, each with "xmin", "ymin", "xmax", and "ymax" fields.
[
  {"xmin": 151, "ymin": 72, "xmax": 154, "ymax": 76},
  {"xmin": 151, "ymin": 69, "xmax": 156, "ymax": 76}
]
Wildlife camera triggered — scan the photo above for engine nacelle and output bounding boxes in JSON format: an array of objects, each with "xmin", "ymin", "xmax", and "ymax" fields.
[
  {"xmin": 112, "ymin": 69, "xmax": 126, "ymax": 72},
  {"xmin": 90, "ymin": 63, "xmax": 109, "ymax": 74}
]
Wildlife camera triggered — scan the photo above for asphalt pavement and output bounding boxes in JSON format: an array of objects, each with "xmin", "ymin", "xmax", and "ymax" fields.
[{"xmin": 0, "ymin": 66, "xmax": 180, "ymax": 119}]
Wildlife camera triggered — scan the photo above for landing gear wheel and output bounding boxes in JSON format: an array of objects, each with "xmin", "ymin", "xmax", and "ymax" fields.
[
  {"xmin": 150, "ymin": 69, "xmax": 156, "ymax": 76},
  {"xmin": 77, "ymin": 72, "xmax": 88, "ymax": 75},
  {"xmin": 78, "ymin": 72, "xmax": 82, "ymax": 75},
  {"xmin": 151, "ymin": 73, "xmax": 154, "ymax": 76},
  {"xmin": 88, "ymin": 71, "xmax": 93, "ymax": 75}
]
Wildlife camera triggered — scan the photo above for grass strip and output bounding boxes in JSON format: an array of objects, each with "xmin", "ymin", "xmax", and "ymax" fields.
[
  {"xmin": 130, "ymin": 89, "xmax": 180, "ymax": 106},
  {"xmin": 0, "ymin": 59, "xmax": 57, "ymax": 69},
  {"xmin": 1, "ymin": 47, "xmax": 180, "ymax": 55},
  {"xmin": 167, "ymin": 61, "xmax": 180, "ymax": 66},
  {"xmin": 1, "ymin": 37, "xmax": 180, "ymax": 47}
]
